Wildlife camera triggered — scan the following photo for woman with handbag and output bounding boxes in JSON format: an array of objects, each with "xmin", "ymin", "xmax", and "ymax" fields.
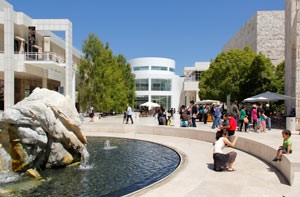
[{"xmin": 239, "ymin": 106, "xmax": 248, "ymax": 132}]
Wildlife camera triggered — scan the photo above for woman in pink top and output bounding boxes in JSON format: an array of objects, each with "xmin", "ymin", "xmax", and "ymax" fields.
[{"xmin": 251, "ymin": 104, "xmax": 258, "ymax": 132}]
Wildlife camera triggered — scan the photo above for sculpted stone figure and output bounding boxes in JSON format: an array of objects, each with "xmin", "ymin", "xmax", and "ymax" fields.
[{"xmin": 0, "ymin": 88, "xmax": 87, "ymax": 172}]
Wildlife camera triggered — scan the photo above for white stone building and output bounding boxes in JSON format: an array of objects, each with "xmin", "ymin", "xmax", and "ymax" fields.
[
  {"xmin": 183, "ymin": 62, "xmax": 210, "ymax": 106},
  {"xmin": 128, "ymin": 57, "xmax": 184, "ymax": 110},
  {"xmin": 223, "ymin": 11, "xmax": 285, "ymax": 66},
  {"xmin": 0, "ymin": 0, "xmax": 81, "ymax": 110},
  {"xmin": 285, "ymin": 0, "xmax": 300, "ymax": 128}
]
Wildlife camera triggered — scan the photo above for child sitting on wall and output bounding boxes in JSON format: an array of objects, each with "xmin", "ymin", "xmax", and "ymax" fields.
[{"xmin": 272, "ymin": 130, "xmax": 292, "ymax": 162}]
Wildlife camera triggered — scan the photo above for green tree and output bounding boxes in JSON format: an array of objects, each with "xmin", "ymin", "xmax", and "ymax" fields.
[
  {"xmin": 241, "ymin": 53, "xmax": 275, "ymax": 99},
  {"xmin": 199, "ymin": 47, "xmax": 277, "ymax": 102},
  {"xmin": 78, "ymin": 34, "xmax": 135, "ymax": 112},
  {"xmin": 272, "ymin": 61, "xmax": 285, "ymax": 94},
  {"xmin": 116, "ymin": 54, "xmax": 136, "ymax": 107},
  {"xmin": 199, "ymin": 47, "xmax": 256, "ymax": 101}
]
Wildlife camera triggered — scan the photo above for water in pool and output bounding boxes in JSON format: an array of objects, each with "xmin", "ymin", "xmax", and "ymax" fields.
[{"xmin": 14, "ymin": 137, "xmax": 180, "ymax": 196}]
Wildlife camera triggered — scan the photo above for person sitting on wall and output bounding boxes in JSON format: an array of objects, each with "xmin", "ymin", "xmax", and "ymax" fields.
[{"xmin": 219, "ymin": 113, "xmax": 237, "ymax": 136}]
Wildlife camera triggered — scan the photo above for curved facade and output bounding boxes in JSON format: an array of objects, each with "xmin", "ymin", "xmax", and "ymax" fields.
[{"xmin": 128, "ymin": 57, "xmax": 183, "ymax": 110}]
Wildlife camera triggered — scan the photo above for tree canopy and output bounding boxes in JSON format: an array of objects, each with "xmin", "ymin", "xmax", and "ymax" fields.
[
  {"xmin": 78, "ymin": 34, "xmax": 135, "ymax": 112},
  {"xmin": 199, "ymin": 47, "xmax": 284, "ymax": 102}
]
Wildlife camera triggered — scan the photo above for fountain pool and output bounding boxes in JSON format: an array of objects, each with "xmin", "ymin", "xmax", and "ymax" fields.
[{"xmin": 9, "ymin": 137, "xmax": 180, "ymax": 196}]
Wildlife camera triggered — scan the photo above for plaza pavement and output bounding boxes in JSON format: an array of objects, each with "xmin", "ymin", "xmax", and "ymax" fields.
[{"xmin": 82, "ymin": 113, "xmax": 300, "ymax": 197}]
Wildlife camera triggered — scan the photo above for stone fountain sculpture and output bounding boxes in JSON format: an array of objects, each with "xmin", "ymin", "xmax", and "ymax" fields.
[{"xmin": 0, "ymin": 88, "xmax": 87, "ymax": 174}]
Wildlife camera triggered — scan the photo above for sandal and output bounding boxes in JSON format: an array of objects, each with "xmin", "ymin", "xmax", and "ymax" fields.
[{"xmin": 227, "ymin": 168, "xmax": 235, "ymax": 172}]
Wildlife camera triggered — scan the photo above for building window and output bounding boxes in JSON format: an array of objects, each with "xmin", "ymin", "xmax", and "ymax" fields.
[
  {"xmin": 151, "ymin": 66, "xmax": 168, "ymax": 71},
  {"xmin": 169, "ymin": 67, "xmax": 175, "ymax": 72},
  {"xmin": 151, "ymin": 95, "xmax": 171, "ymax": 109},
  {"xmin": 151, "ymin": 79, "xmax": 171, "ymax": 91},
  {"xmin": 195, "ymin": 71, "xmax": 201, "ymax": 81},
  {"xmin": 133, "ymin": 66, "xmax": 149, "ymax": 71},
  {"xmin": 135, "ymin": 95, "xmax": 148, "ymax": 110},
  {"xmin": 135, "ymin": 79, "xmax": 149, "ymax": 91}
]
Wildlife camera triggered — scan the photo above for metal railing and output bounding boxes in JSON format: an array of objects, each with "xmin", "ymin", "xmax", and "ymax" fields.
[{"xmin": 25, "ymin": 52, "xmax": 65, "ymax": 64}]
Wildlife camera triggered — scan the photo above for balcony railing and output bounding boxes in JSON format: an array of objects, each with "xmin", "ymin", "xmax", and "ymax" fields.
[{"xmin": 24, "ymin": 52, "xmax": 65, "ymax": 64}]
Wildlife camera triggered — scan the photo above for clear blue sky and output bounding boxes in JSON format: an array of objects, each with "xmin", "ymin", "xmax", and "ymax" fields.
[{"xmin": 7, "ymin": 0, "xmax": 284, "ymax": 75}]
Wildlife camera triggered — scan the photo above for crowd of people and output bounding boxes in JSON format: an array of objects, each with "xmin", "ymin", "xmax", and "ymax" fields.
[
  {"xmin": 176, "ymin": 100, "xmax": 293, "ymax": 172},
  {"xmin": 88, "ymin": 100, "xmax": 293, "ymax": 173},
  {"xmin": 177, "ymin": 100, "xmax": 275, "ymax": 133}
]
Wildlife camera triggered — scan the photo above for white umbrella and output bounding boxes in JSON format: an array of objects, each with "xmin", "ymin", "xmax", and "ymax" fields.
[
  {"xmin": 196, "ymin": 100, "xmax": 220, "ymax": 104},
  {"xmin": 140, "ymin": 101, "xmax": 160, "ymax": 108},
  {"xmin": 243, "ymin": 91, "xmax": 294, "ymax": 103}
]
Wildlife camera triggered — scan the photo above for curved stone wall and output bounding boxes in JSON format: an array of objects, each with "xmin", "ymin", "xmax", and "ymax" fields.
[{"xmin": 82, "ymin": 123, "xmax": 299, "ymax": 186}]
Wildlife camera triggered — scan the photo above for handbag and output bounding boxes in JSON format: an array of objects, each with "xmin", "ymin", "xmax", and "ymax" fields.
[{"xmin": 243, "ymin": 117, "xmax": 249, "ymax": 123}]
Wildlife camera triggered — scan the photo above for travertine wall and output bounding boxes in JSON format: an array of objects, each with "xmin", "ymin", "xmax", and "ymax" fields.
[
  {"xmin": 257, "ymin": 11, "xmax": 285, "ymax": 66},
  {"xmin": 223, "ymin": 11, "xmax": 285, "ymax": 66},
  {"xmin": 285, "ymin": 0, "xmax": 300, "ymax": 129},
  {"xmin": 223, "ymin": 14, "xmax": 257, "ymax": 52}
]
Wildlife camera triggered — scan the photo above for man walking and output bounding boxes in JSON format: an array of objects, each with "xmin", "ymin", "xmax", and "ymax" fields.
[
  {"xmin": 231, "ymin": 101, "xmax": 239, "ymax": 122},
  {"xmin": 126, "ymin": 104, "xmax": 134, "ymax": 124}
]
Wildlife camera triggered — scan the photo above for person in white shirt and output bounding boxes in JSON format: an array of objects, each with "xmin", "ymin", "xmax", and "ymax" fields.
[
  {"xmin": 126, "ymin": 104, "xmax": 134, "ymax": 124},
  {"xmin": 213, "ymin": 130, "xmax": 238, "ymax": 171}
]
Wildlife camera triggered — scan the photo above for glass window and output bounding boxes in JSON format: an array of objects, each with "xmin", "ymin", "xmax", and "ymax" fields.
[
  {"xmin": 135, "ymin": 79, "xmax": 149, "ymax": 91},
  {"xmin": 151, "ymin": 66, "xmax": 168, "ymax": 71},
  {"xmin": 151, "ymin": 96, "xmax": 171, "ymax": 110},
  {"xmin": 169, "ymin": 67, "xmax": 175, "ymax": 72},
  {"xmin": 133, "ymin": 66, "xmax": 149, "ymax": 71},
  {"xmin": 195, "ymin": 71, "xmax": 201, "ymax": 81},
  {"xmin": 135, "ymin": 95, "xmax": 148, "ymax": 110},
  {"xmin": 151, "ymin": 79, "xmax": 171, "ymax": 91}
]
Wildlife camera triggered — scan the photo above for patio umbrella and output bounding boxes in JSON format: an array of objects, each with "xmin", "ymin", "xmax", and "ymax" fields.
[
  {"xmin": 196, "ymin": 100, "xmax": 220, "ymax": 105},
  {"xmin": 243, "ymin": 91, "xmax": 294, "ymax": 103},
  {"xmin": 140, "ymin": 101, "xmax": 160, "ymax": 108}
]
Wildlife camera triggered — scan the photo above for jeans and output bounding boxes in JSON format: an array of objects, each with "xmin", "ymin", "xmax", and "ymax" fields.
[
  {"xmin": 266, "ymin": 118, "xmax": 271, "ymax": 130},
  {"xmin": 191, "ymin": 118, "xmax": 197, "ymax": 127},
  {"xmin": 215, "ymin": 116, "xmax": 221, "ymax": 128},
  {"xmin": 126, "ymin": 115, "xmax": 134, "ymax": 124},
  {"xmin": 211, "ymin": 114, "xmax": 216, "ymax": 129},
  {"xmin": 212, "ymin": 116, "xmax": 221, "ymax": 129}
]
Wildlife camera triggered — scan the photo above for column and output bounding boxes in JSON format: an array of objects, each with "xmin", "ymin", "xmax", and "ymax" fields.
[
  {"xmin": 285, "ymin": 0, "xmax": 300, "ymax": 129},
  {"xmin": 4, "ymin": 7, "xmax": 15, "ymax": 110},
  {"xmin": 296, "ymin": 0, "xmax": 300, "ymax": 129},
  {"xmin": 72, "ymin": 69, "xmax": 76, "ymax": 103},
  {"xmin": 65, "ymin": 21, "xmax": 73, "ymax": 103}
]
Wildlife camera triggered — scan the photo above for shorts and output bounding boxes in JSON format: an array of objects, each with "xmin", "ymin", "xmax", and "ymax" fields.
[
  {"xmin": 261, "ymin": 120, "xmax": 266, "ymax": 127},
  {"xmin": 279, "ymin": 146, "xmax": 292, "ymax": 154},
  {"xmin": 181, "ymin": 120, "xmax": 187, "ymax": 127},
  {"xmin": 257, "ymin": 120, "xmax": 261, "ymax": 127}
]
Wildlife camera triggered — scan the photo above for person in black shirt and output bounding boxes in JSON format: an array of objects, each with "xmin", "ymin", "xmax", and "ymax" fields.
[
  {"xmin": 190, "ymin": 100, "xmax": 198, "ymax": 127},
  {"xmin": 264, "ymin": 104, "xmax": 272, "ymax": 130}
]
